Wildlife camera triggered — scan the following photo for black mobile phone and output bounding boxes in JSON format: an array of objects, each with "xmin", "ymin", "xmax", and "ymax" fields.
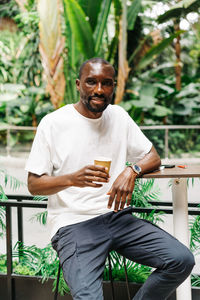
[{"xmin": 161, "ymin": 164, "xmax": 175, "ymax": 168}]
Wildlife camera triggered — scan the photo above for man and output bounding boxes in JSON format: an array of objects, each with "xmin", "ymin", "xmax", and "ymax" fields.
[{"xmin": 26, "ymin": 58, "xmax": 194, "ymax": 300}]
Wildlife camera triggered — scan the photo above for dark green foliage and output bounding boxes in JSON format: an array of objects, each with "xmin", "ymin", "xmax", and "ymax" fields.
[
  {"xmin": 104, "ymin": 251, "xmax": 152, "ymax": 283},
  {"xmin": 191, "ymin": 274, "xmax": 200, "ymax": 287},
  {"xmin": 131, "ymin": 179, "xmax": 164, "ymax": 225},
  {"xmin": 12, "ymin": 243, "xmax": 59, "ymax": 280},
  {"xmin": 190, "ymin": 212, "xmax": 200, "ymax": 253},
  {"xmin": 0, "ymin": 243, "xmax": 69, "ymax": 295},
  {"xmin": 0, "ymin": 0, "xmax": 19, "ymax": 18},
  {"xmin": 157, "ymin": 0, "xmax": 200, "ymax": 24}
]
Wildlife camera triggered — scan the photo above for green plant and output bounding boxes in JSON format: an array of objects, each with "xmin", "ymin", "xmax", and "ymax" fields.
[
  {"xmin": 0, "ymin": 242, "xmax": 69, "ymax": 296},
  {"xmin": 0, "ymin": 168, "xmax": 25, "ymax": 238},
  {"xmin": 190, "ymin": 211, "xmax": 200, "ymax": 254},
  {"xmin": 131, "ymin": 179, "xmax": 164, "ymax": 225},
  {"xmin": 104, "ymin": 251, "xmax": 152, "ymax": 283},
  {"xmin": 191, "ymin": 274, "xmax": 200, "ymax": 287}
]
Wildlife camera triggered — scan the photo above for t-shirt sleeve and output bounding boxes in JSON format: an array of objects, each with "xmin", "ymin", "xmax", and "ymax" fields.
[
  {"xmin": 126, "ymin": 114, "xmax": 152, "ymax": 163},
  {"xmin": 25, "ymin": 121, "xmax": 53, "ymax": 176}
]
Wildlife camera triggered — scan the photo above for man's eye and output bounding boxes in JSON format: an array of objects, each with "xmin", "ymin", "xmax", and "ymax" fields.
[
  {"xmin": 86, "ymin": 79, "xmax": 96, "ymax": 85},
  {"xmin": 102, "ymin": 80, "xmax": 113, "ymax": 86}
]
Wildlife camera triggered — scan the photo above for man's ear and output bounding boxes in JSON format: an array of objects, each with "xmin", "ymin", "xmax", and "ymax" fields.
[{"xmin": 76, "ymin": 79, "xmax": 80, "ymax": 91}]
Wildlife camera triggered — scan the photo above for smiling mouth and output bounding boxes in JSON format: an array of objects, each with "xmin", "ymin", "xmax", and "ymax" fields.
[{"xmin": 90, "ymin": 97, "xmax": 105, "ymax": 104}]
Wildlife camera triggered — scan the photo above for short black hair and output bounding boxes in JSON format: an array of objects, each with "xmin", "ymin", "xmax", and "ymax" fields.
[{"xmin": 78, "ymin": 57, "xmax": 115, "ymax": 79}]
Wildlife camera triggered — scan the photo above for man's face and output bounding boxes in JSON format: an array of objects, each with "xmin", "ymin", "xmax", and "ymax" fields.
[{"xmin": 76, "ymin": 62, "xmax": 115, "ymax": 115}]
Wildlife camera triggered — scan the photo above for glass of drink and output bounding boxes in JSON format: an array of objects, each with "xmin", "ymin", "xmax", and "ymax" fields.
[{"xmin": 94, "ymin": 156, "xmax": 112, "ymax": 174}]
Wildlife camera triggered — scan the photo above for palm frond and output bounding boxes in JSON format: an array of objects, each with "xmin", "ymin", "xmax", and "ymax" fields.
[
  {"xmin": 29, "ymin": 210, "xmax": 47, "ymax": 225},
  {"xmin": 189, "ymin": 215, "xmax": 200, "ymax": 253},
  {"xmin": 33, "ymin": 195, "xmax": 48, "ymax": 201},
  {"xmin": 104, "ymin": 251, "xmax": 152, "ymax": 283},
  {"xmin": 131, "ymin": 179, "xmax": 164, "ymax": 225},
  {"xmin": 0, "ymin": 169, "xmax": 25, "ymax": 191},
  {"xmin": 191, "ymin": 274, "xmax": 200, "ymax": 287}
]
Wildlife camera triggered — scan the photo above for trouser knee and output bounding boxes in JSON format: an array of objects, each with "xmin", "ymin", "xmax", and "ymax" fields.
[{"xmin": 168, "ymin": 246, "xmax": 195, "ymax": 278}]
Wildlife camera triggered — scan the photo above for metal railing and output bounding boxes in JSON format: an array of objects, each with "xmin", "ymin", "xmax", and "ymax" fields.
[
  {"xmin": 1, "ymin": 124, "xmax": 200, "ymax": 158},
  {"xmin": 1, "ymin": 195, "xmax": 200, "ymax": 300}
]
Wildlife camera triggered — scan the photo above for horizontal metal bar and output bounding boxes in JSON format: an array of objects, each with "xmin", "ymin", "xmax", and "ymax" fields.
[
  {"xmin": 5, "ymin": 196, "xmax": 199, "ymax": 208},
  {"xmin": 140, "ymin": 125, "xmax": 200, "ymax": 130},
  {"xmin": 0, "ymin": 125, "xmax": 37, "ymax": 131},
  {"xmin": 7, "ymin": 195, "xmax": 47, "ymax": 201},
  {"xmin": 1, "ymin": 125, "xmax": 200, "ymax": 132},
  {"xmin": 131, "ymin": 207, "xmax": 200, "ymax": 215},
  {"xmin": 132, "ymin": 207, "xmax": 172, "ymax": 214},
  {"xmin": 148, "ymin": 201, "xmax": 200, "ymax": 208},
  {"xmin": 1, "ymin": 201, "xmax": 200, "ymax": 214},
  {"xmin": 0, "ymin": 201, "xmax": 47, "ymax": 208}
]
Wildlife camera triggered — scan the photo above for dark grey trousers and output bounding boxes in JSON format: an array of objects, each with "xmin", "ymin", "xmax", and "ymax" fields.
[{"xmin": 51, "ymin": 207, "xmax": 195, "ymax": 300}]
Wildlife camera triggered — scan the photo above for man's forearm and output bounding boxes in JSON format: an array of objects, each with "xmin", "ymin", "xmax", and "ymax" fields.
[
  {"xmin": 136, "ymin": 146, "xmax": 161, "ymax": 175},
  {"xmin": 28, "ymin": 164, "xmax": 110, "ymax": 196},
  {"xmin": 28, "ymin": 173, "xmax": 73, "ymax": 195}
]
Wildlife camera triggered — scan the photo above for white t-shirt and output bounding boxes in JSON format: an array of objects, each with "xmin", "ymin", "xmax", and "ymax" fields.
[{"xmin": 25, "ymin": 104, "xmax": 152, "ymax": 238}]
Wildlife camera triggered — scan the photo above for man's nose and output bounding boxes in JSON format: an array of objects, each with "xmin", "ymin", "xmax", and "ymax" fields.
[{"xmin": 94, "ymin": 82, "xmax": 103, "ymax": 94}]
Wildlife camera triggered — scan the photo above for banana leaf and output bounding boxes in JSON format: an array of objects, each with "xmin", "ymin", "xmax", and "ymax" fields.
[
  {"xmin": 127, "ymin": 0, "xmax": 141, "ymax": 30},
  {"xmin": 136, "ymin": 31, "xmax": 184, "ymax": 70},
  {"xmin": 64, "ymin": 0, "xmax": 95, "ymax": 59},
  {"xmin": 93, "ymin": 0, "xmax": 112, "ymax": 55},
  {"xmin": 77, "ymin": 0, "xmax": 102, "ymax": 31}
]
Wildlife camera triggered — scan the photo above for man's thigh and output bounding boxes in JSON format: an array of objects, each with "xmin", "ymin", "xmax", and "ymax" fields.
[
  {"xmin": 51, "ymin": 217, "xmax": 111, "ymax": 299},
  {"xmin": 111, "ymin": 213, "xmax": 190, "ymax": 270}
]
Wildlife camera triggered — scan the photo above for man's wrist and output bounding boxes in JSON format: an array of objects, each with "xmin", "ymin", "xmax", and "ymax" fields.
[{"xmin": 126, "ymin": 162, "xmax": 142, "ymax": 177}]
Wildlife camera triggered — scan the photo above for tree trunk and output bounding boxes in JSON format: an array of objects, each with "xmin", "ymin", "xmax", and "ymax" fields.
[
  {"xmin": 114, "ymin": 0, "xmax": 129, "ymax": 104},
  {"xmin": 174, "ymin": 1, "xmax": 182, "ymax": 91}
]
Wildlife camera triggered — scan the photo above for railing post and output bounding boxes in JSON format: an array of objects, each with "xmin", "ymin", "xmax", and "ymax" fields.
[
  {"xmin": 6, "ymin": 106, "xmax": 11, "ymax": 156},
  {"xmin": 6, "ymin": 205, "xmax": 14, "ymax": 300},
  {"xmin": 164, "ymin": 128, "xmax": 169, "ymax": 159},
  {"xmin": 17, "ymin": 200, "xmax": 23, "ymax": 261}
]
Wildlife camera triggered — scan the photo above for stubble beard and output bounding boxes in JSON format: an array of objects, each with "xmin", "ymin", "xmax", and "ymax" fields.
[
  {"xmin": 85, "ymin": 100, "xmax": 109, "ymax": 113},
  {"xmin": 82, "ymin": 95, "xmax": 111, "ymax": 113}
]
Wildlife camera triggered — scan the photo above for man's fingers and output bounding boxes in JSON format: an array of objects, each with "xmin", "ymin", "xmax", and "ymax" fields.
[
  {"xmin": 114, "ymin": 191, "xmax": 121, "ymax": 212},
  {"xmin": 87, "ymin": 165, "xmax": 109, "ymax": 176},
  {"xmin": 107, "ymin": 188, "xmax": 115, "ymax": 208},
  {"xmin": 85, "ymin": 181, "xmax": 103, "ymax": 187},
  {"xmin": 107, "ymin": 188, "xmax": 112, "ymax": 195},
  {"xmin": 85, "ymin": 175, "xmax": 108, "ymax": 183},
  {"xmin": 127, "ymin": 192, "xmax": 132, "ymax": 206},
  {"xmin": 120, "ymin": 193, "xmax": 127, "ymax": 210}
]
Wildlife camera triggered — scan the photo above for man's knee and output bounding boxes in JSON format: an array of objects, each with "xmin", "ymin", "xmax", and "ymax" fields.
[{"xmin": 168, "ymin": 245, "xmax": 195, "ymax": 277}]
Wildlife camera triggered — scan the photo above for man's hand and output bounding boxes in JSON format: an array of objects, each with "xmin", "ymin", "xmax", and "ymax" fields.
[
  {"xmin": 106, "ymin": 146, "xmax": 161, "ymax": 212},
  {"xmin": 107, "ymin": 167, "xmax": 137, "ymax": 212},
  {"xmin": 71, "ymin": 165, "xmax": 109, "ymax": 187},
  {"xmin": 28, "ymin": 165, "xmax": 109, "ymax": 195}
]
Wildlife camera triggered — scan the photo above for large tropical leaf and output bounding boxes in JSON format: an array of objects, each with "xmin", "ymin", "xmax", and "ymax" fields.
[
  {"xmin": 106, "ymin": 0, "xmax": 121, "ymax": 63},
  {"xmin": 127, "ymin": 0, "xmax": 141, "ymax": 30},
  {"xmin": 38, "ymin": 0, "xmax": 65, "ymax": 108},
  {"xmin": 93, "ymin": 0, "xmax": 112, "ymax": 55},
  {"xmin": 136, "ymin": 31, "xmax": 183, "ymax": 70},
  {"xmin": 157, "ymin": 0, "xmax": 200, "ymax": 24},
  {"xmin": 152, "ymin": 105, "xmax": 172, "ymax": 117},
  {"xmin": 63, "ymin": 0, "xmax": 95, "ymax": 59},
  {"xmin": 77, "ymin": 0, "xmax": 102, "ymax": 31}
]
